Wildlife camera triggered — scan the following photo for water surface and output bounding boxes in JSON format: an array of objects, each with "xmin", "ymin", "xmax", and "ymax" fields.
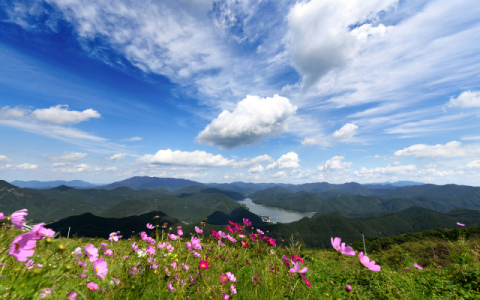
[{"xmin": 237, "ymin": 198, "xmax": 315, "ymax": 223}]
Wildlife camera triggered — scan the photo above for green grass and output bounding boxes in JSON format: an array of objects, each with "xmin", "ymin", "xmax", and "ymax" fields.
[{"xmin": 1, "ymin": 220, "xmax": 480, "ymax": 299}]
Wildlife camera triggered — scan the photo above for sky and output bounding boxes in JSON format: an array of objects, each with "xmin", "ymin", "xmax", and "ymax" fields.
[{"xmin": 0, "ymin": 0, "xmax": 480, "ymax": 186}]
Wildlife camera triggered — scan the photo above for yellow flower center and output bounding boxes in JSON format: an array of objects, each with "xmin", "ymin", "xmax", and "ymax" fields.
[{"xmin": 95, "ymin": 267, "xmax": 99, "ymax": 272}]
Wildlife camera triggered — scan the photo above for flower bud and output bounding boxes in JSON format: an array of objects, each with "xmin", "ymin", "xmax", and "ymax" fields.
[
  {"xmin": 346, "ymin": 285, "xmax": 353, "ymax": 292},
  {"xmin": 46, "ymin": 238, "xmax": 54, "ymax": 243},
  {"xmin": 58, "ymin": 244, "xmax": 67, "ymax": 251}
]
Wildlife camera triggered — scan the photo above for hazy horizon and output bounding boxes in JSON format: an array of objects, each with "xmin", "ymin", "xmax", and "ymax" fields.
[{"xmin": 1, "ymin": 0, "xmax": 480, "ymax": 186}]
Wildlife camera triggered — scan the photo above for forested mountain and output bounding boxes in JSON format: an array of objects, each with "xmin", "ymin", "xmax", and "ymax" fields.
[
  {"xmin": 11, "ymin": 180, "xmax": 98, "ymax": 189},
  {"xmin": 98, "ymin": 176, "xmax": 204, "ymax": 190}
]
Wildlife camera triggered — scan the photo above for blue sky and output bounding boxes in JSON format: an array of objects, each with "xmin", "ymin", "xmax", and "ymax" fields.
[{"xmin": 1, "ymin": 0, "xmax": 480, "ymax": 186}]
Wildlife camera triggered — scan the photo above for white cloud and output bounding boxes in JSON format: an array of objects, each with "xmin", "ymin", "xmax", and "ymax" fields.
[
  {"xmin": 233, "ymin": 155, "xmax": 274, "ymax": 168},
  {"xmin": 122, "ymin": 137, "xmax": 143, "ymax": 142},
  {"xmin": 374, "ymin": 155, "xmax": 381, "ymax": 159},
  {"xmin": 30, "ymin": 105, "xmax": 100, "ymax": 125},
  {"xmin": 394, "ymin": 141, "xmax": 480, "ymax": 158},
  {"xmin": 248, "ymin": 164, "xmax": 264, "ymax": 173},
  {"xmin": 0, "ymin": 155, "xmax": 11, "ymax": 162},
  {"xmin": 301, "ymin": 137, "xmax": 324, "ymax": 146},
  {"xmin": 48, "ymin": 151, "xmax": 88, "ymax": 162},
  {"xmin": 266, "ymin": 152, "xmax": 300, "ymax": 170},
  {"xmin": 332, "ymin": 123, "xmax": 358, "ymax": 139},
  {"xmin": 317, "ymin": 156, "xmax": 352, "ymax": 172},
  {"xmin": 466, "ymin": 160, "xmax": 480, "ymax": 169},
  {"xmin": 105, "ymin": 167, "xmax": 117, "ymax": 171},
  {"xmin": 106, "ymin": 153, "xmax": 131, "ymax": 161},
  {"xmin": 0, "ymin": 106, "xmax": 28, "ymax": 119},
  {"xmin": 355, "ymin": 163, "xmax": 416, "ymax": 176},
  {"xmin": 16, "ymin": 163, "xmax": 39, "ymax": 170},
  {"xmin": 462, "ymin": 135, "xmax": 480, "ymax": 141},
  {"xmin": 351, "ymin": 23, "xmax": 389, "ymax": 42},
  {"xmin": 138, "ymin": 149, "xmax": 235, "ymax": 167},
  {"xmin": 52, "ymin": 162, "xmax": 67, "ymax": 167},
  {"xmin": 53, "ymin": 163, "xmax": 90, "ymax": 173},
  {"xmin": 271, "ymin": 171, "xmax": 286, "ymax": 178},
  {"xmin": 196, "ymin": 95, "xmax": 297, "ymax": 149},
  {"xmin": 447, "ymin": 90, "xmax": 480, "ymax": 108},
  {"xmin": 286, "ymin": 0, "xmax": 398, "ymax": 91}
]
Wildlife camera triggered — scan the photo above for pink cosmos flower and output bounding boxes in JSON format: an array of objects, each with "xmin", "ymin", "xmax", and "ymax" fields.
[
  {"xmin": 230, "ymin": 284, "xmax": 237, "ymax": 294},
  {"xmin": 151, "ymin": 263, "xmax": 159, "ymax": 269},
  {"xmin": 218, "ymin": 240, "xmax": 226, "ymax": 247},
  {"xmin": 132, "ymin": 242, "xmax": 140, "ymax": 252},
  {"xmin": 414, "ymin": 263, "xmax": 423, "ymax": 270},
  {"xmin": 78, "ymin": 261, "xmax": 87, "ymax": 267},
  {"xmin": 167, "ymin": 233, "xmax": 178, "ymax": 241},
  {"xmin": 243, "ymin": 218, "xmax": 252, "ymax": 227},
  {"xmin": 9, "ymin": 233, "xmax": 36, "ymax": 261},
  {"xmin": 66, "ymin": 291, "xmax": 77, "ymax": 300},
  {"xmin": 78, "ymin": 273, "xmax": 86, "ymax": 278},
  {"xmin": 104, "ymin": 249, "xmax": 113, "ymax": 256},
  {"xmin": 359, "ymin": 252, "xmax": 381, "ymax": 272},
  {"xmin": 264, "ymin": 236, "xmax": 275, "ymax": 246},
  {"xmin": 220, "ymin": 273, "xmax": 229, "ymax": 285},
  {"xmin": 30, "ymin": 222, "xmax": 46, "ymax": 240},
  {"xmin": 346, "ymin": 285, "xmax": 352, "ymax": 292},
  {"xmin": 193, "ymin": 251, "xmax": 201, "ymax": 258},
  {"xmin": 241, "ymin": 240, "xmax": 248, "ymax": 247},
  {"xmin": 289, "ymin": 261, "xmax": 308, "ymax": 274},
  {"xmin": 146, "ymin": 246, "xmax": 156, "ymax": 255},
  {"xmin": 177, "ymin": 229, "xmax": 183, "ymax": 236},
  {"xmin": 199, "ymin": 260, "xmax": 209, "ymax": 270},
  {"xmin": 146, "ymin": 223, "xmax": 154, "ymax": 229},
  {"xmin": 304, "ymin": 278, "xmax": 312, "ymax": 288},
  {"xmin": 165, "ymin": 268, "xmax": 170, "ymax": 276},
  {"xmin": 170, "ymin": 261, "xmax": 178, "ymax": 270},
  {"xmin": 167, "ymin": 244, "xmax": 174, "ymax": 252},
  {"xmin": 84, "ymin": 244, "xmax": 99, "ymax": 262},
  {"xmin": 226, "ymin": 272, "xmax": 236, "ymax": 282},
  {"xmin": 195, "ymin": 226, "xmax": 203, "ymax": 234},
  {"xmin": 457, "ymin": 222, "xmax": 465, "ymax": 226},
  {"xmin": 187, "ymin": 237, "xmax": 202, "ymax": 251},
  {"xmin": 0, "ymin": 212, "xmax": 5, "ymax": 220},
  {"xmin": 25, "ymin": 259, "xmax": 34, "ymax": 269},
  {"xmin": 257, "ymin": 229, "xmax": 264, "ymax": 235},
  {"xmin": 290, "ymin": 254, "xmax": 304, "ymax": 263},
  {"xmin": 93, "ymin": 258, "xmax": 108, "ymax": 279},
  {"xmin": 74, "ymin": 247, "xmax": 82, "ymax": 257},
  {"xmin": 406, "ymin": 267, "xmax": 412, "ymax": 270},
  {"xmin": 101, "ymin": 243, "xmax": 109, "ymax": 247},
  {"xmin": 167, "ymin": 281, "xmax": 174, "ymax": 292},
  {"xmin": 86, "ymin": 282, "xmax": 98, "ymax": 291},
  {"xmin": 227, "ymin": 235, "xmax": 237, "ymax": 243},
  {"xmin": 40, "ymin": 227, "xmax": 55, "ymax": 238},
  {"xmin": 109, "ymin": 232, "xmax": 120, "ymax": 242},
  {"xmin": 245, "ymin": 259, "xmax": 251, "ymax": 266},
  {"xmin": 181, "ymin": 263, "xmax": 189, "ymax": 270},
  {"xmin": 331, "ymin": 237, "xmax": 356, "ymax": 256},
  {"xmin": 11, "ymin": 209, "xmax": 28, "ymax": 230},
  {"xmin": 222, "ymin": 293, "xmax": 229, "ymax": 300}
]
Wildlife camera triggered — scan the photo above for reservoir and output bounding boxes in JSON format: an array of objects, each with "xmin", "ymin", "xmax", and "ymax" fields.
[{"xmin": 237, "ymin": 198, "xmax": 315, "ymax": 223}]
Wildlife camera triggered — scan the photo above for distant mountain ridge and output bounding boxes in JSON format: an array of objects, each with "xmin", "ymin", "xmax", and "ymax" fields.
[
  {"xmin": 98, "ymin": 176, "xmax": 204, "ymax": 190},
  {"xmin": 10, "ymin": 180, "xmax": 98, "ymax": 189}
]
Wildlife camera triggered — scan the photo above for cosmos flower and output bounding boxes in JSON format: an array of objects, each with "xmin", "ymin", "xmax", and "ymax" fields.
[
  {"xmin": 331, "ymin": 237, "xmax": 356, "ymax": 256},
  {"xmin": 11, "ymin": 209, "xmax": 28, "ymax": 230},
  {"xmin": 93, "ymin": 258, "xmax": 108, "ymax": 279},
  {"xmin": 199, "ymin": 260, "xmax": 209, "ymax": 270},
  {"xmin": 195, "ymin": 226, "xmax": 203, "ymax": 234},
  {"xmin": 86, "ymin": 282, "xmax": 98, "ymax": 291},
  {"xmin": 146, "ymin": 223, "xmax": 155, "ymax": 229},
  {"xmin": 9, "ymin": 233, "xmax": 36, "ymax": 261},
  {"xmin": 359, "ymin": 252, "xmax": 381, "ymax": 272},
  {"xmin": 84, "ymin": 244, "xmax": 99, "ymax": 262}
]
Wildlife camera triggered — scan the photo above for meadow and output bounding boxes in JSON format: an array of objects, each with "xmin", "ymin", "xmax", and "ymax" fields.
[{"xmin": 1, "ymin": 209, "xmax": 480, "ymax": 299}]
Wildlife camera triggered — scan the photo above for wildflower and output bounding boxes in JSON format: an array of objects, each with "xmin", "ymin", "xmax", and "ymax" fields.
[
  {"xmin": 167, "ymin": 281, "xmax": 174, "ymax": 292},
  {"xmin": 30, "ymin": 222, "xmax": 46, "ymax": 240},
  {"xmin": 66, "ymin": 291, "xmax": 77, "ymax": 300},
  {"xmin": 243, "ymin": 218, "xmax": 252, "ymax": 227},
  {"xmin": 166, "ymin": 244, "xmax": 174, "ymax": 252},
  {"xmin": 187, "ymin": 237, "xmax": 202, "ymax": 251},
  {"xmin": 40, "ymin": 228, "xmax": 55, "ymax": 238},
  {"xmin": 93, "ymin": 258, "xmax": 108, "ymax": 279},
  {"xmin": 241, "ymin": 240, "xmax": 248, "ymax": 247},
  {"xmin": 304, "ymin": 278, "xmax": 312, "ymax": 288},
  {"xmin": 110, "ymin": 278, "xmax": 120, "ymax": 285},
  {"xmin": 0, "ymin": 212, "xmax": 5, "ymax": 220},
  {"xmin": 167, "ymin": 233, "xmax": 178, "ymax": 241},
  {"xmin": 359, "ymin": 252, "xmax": 381, "ymax": 272},
  {"xmin": 195, "ymin": 226, "xmax": 203, "ymax": 234},
  {"xmin": 245, "ymin": 259, "xmax": 251, "ymax": 266},
  {"xmin": 122, "ymin": 255, "xmax": 129, "ymax": 259},
  {"xmin": 257, "ymin": 229, "xmax": 264, "ymax": 235},
  {"xmin": 189, "ymin": 275, "xmax": 195, "ymax": 284},
  {"xmin": 199, "ymin": 260, "xmax": 210, "ymax": 270},
  {"xmin": 146, "ymin": 223, "xmax": 154, "ymax": 229},
  {"xmin": 264, "ymin": 236, "xmax": 276, "ymax": 246},
  {"xmin": 457, "ymin": 222, "xmax": 465, "ymax": 226},
  {"xmin": 181, "ymin": 263, "xmax": 189, "ymax": 270},
  {"xmin": 165, "ymin": 268, "xmax": 170, "ymax": 276},
  {"xmin": 290, "ymin": 254, "xmax": 304, "ymax": 263},
  {"xmin": 218, "ymin": 240, "xmax": 226, "ymax": 247},
  {"xmin": 101, "ymin": 242, "xmax": 109, "ymax": 247},
  {"xmin": 109, "ymin": 232, "xmax": 121, "ymax": 242},
  {"xmin": 414, "ymin": 263, "xmax": 423, "ymax": 270},
  {"xmin": 227, "ymin": 235, "xmax": 237, "ymax": 243},
  {"xmin": 9, "ymin": 233, "xmax": 36, "ymax": 262},
  {"xmin": 406, "ymin": 267, "xmax": 412, "ymax": 270},
  {"xmin": 10, "ymin": 209, "xmax": 28, "ymax": 230},
  {"xmin": 177, "ymin": 226, "xmax": 183, "ymax": 236},
  {"xmin": 346, "ymin": 285, "xmax": 352, "ymax": 292},
  {"xmin": 289, "ymin": 261, "xmax": 307, "ymax": 274},
  {"xmin": 137, "ymin": 249, "xmax": 147, "ymax": 258},
  {"xmin": 226, "ymin": 272, "xmax": 236, "ymax": 282},
  {"xmin": 163, "ymin": 222, "xmax": 168, "ymax": 228},
  {"xmin": 331, "ymin": 237, "xmax": 356, "ymax": 256},
  {"xmin": 220, "ymin": 273, "xmax": 229, "ymax": 285},
  {"xmin": 146, "ymin": 246, "xmax": 156, "ymax": 255},
  {"xmin": 231, "ymin": 284, "xmax": 237, "ymax": 294},
  {"xmin": 86, "ymin": 282, "xmax": 98, "ymax": 291},
  {"xmin": 282, "ymin": 256, "xmax": 290, "ymax": 267},
  {"xmin": 25, "ymin": 259, "xmax": 34, "ymax": 269},
  {"xmin": 39, "ymin": 288, "xmax": 52, "ymax": 298},
  {"xmin": 239, "ymin": 234, "xmax": 245, "ymax": 238},
  {"xmin": 222, "ymin": 293, "xmax": 229, "ymax": 300},
  {"xmin": 78, "ymin": 261, "xmax": 87, "ymax": 267},
  {"xmin": 193, "ymin": 251, "xmax": 201, "ymax": 258},
  {"xmin": 84, "ymin": 244, "xmax": 99, "ymax": 262},
  {"xmin": 132, "ymin": 242, "xmax": 140, "ymax": 252},
  {"xmin": 170, "ymin": 261, "xmax": 178, "ymax": 270}
]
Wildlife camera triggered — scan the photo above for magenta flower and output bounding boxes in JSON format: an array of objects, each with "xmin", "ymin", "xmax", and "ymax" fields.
[
  {"xmin": 86, "ymin": 282, "xmax": 98, "ymax": 291},
  {"xmin": 359, "ymin": 252, "xmax": 381, "ymax": 272},
  {"xmin": 146, "ymin": 223, "xmax": 154, "ymax": 229},
  {"xmin": 257, "ymin": 229, "xmax": 264, "ymax": 235},
  {"xmin": 406, "ymin": 267, "xmax": 412, "ymax": 270},
  {"xmin": 177, "ymin": 229, "xmax": 183, "ymax": 236},
  {"xmin": 146, "ymin": 246, "xmax": 156, "ymax": 255},
  {"xmin": 40, "ymin": 227, "xmax": 55, "ymax": 238},
  {"xmin": 170, "ymin": 261, "xmax": 178, "ymax": 270},
  {"xmin": 74, "ymin": 247, "xmax": 82, "ymax": 257},
  {"xmin": 193, "ymin": 251, "xmax": 201, "ymax": 258},
  {"xmin": 331, "ymin": 237, "xmax": 356, "ymax": 256},
  {"xmin": 227, "ymin": 235, "xmax": 237, "ymax": 243},
  {"xmin": 167, "ymin": 233, "xmax": 178, "ymax": 241},
  {"xmin": 78, "ymin": 261, "xmax": 87, "ymax": 267},
  {"xmin": 9, "ymin": 233, "xmax": 36, "ymax": 261},
  {"xmin": 132, "ymin": 242, "xmax": 140, "ymax": 252},
  {"xmin": 243, "ymin": 218, "xmax": 252, "ymax": 227},
  {"xmin": 109, "ymin": 232, "xmax": 121, "ymax": 242},
  {"xmin": 195, "ymin": 226, "xmax": 203, "ymax": 234},
  {"xmin": 11, "ymin": 209, "xmax": 28, "ymax": 230},
  {"xmin": 226, "ymin": 272, "xmax": 236, "ymax": 282},
  {"xmin": 0, "ymin": 212, "xmax": 5, "ymax": 220},
  {"xmin": 167, "ymin": 281, "xmax": 174, "ymax": 292},
  {"xmin": 101, "ymin": 242, "xmax": 109, "ymax": 247},
  {"xmin": 187, "ymin": 237, "xmax": 202, "ymax": 251},
  {"xmin": 93, "ymin": 258, "xmax": 108, "ymax": 279},
  {"xmin": 346, "ymin": 285, "xmax": 352, "ymax": 292},
  {"xmin": 104, "ymin": 249, "xmax": 113, "ymax": 256},
  {"xmin": 457, "ymin": 222, "xmax": 465, "ymax": 227},
  {"xmin": 218, "ymin": 240, "xmax": 226, "ymax": 247},
  {"xmin": 84, "ymin": 244, "xmax": 99, "ymax": 262},
  {"xmin": 66, "ymin": 291, "xmax": 78, "ymax": 300},
  {"xmin": 414, "ymin": 263, "xmax": 423, "ymax": 270},
  {"xmin": 230, "ymin": 284, "xmax": 237, "ymax": 294},
  {"xmin": 181, "ymin": 263, "xmax": 189, "ymax": 270},
  {"xmin": 289, "ymin": 261, "xmax": 308, "ymax": 274},
  {"xmin": 220, "ymin": 273, "xmax": 229, "ymax": 285},
  {"xmin": 222, "ymin": 293, "xmax": 229, "ymax": 300},
  {"xmin": 30, "ymin": 222, "xmax": 46, "ymax": 240},
  {"xmin": 166, "ymin": 244, "xmax": 174, "ymax": 252},
  {"xmin": 241, "ymin": 240, "xmax": 248, "ymax": 247}
]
